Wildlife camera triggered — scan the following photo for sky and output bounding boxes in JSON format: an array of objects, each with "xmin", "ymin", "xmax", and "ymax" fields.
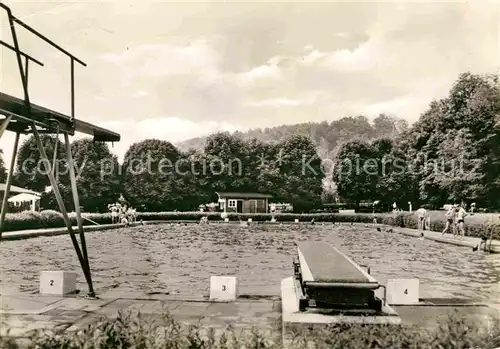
[{"xmin": 0, "ymin": 0, "xmax": 499, "ymax": 165}]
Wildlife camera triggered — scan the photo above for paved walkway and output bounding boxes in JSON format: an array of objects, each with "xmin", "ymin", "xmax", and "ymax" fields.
[
  {"xmin": 0, "ymin": 293, "xmax": 282, "ymax": 338},
  {"xmin": 1, "ymin": 292, "xmax": 498, "ymax": 343},
  {"xmin": 391, "ymin": 226, "xmax": 500, "ymax": 252}
]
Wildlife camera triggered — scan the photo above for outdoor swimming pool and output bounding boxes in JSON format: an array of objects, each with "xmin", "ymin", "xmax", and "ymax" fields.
[{"xmin": 1, "ymin": 223, "xmax": 499, "ymax": 302}]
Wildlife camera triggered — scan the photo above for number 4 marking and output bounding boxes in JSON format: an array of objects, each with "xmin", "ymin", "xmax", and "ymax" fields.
[
  {"xmin": 222, "ymin": 285, "xmax": 226, "ymax": 291},
  {"xmin": 404, "ymin": 289, "xmax": 408, "ymax": 294}
]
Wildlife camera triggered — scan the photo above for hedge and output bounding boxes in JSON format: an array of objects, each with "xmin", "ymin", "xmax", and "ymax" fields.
[
  {"xmin": 1, "ymin": 210, "xmax": 115, "ymax": 232},
  {"xmin": 0, "ymin": 309, "xmax": 498, "ymax": 349},
  {"xmin": 1, "ymin": 210, "xmax": 499, "ymax": 239}
]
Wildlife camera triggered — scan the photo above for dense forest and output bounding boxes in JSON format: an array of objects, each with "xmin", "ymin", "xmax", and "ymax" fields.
[{"xmin": 176, "ymin": 114, "xmax": 408, "ymax": 159}]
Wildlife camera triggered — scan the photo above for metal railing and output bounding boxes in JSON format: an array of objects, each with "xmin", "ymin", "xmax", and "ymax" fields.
[{"xmin": 0, "ymin": 3, "xmax": 86, "ymax": 123}]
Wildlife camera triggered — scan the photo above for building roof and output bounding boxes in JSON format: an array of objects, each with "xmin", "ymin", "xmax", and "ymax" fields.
[
  {"xmin": 216, "ymin": 192, "xmax": 273, "ymax": 199},
  {"xmin": 0, "ymin": 183, "xmax": 40, "ymax": 195},
  {"xmin": 8, "ymin": 193, "xmax": 40, "ymax": 203}
]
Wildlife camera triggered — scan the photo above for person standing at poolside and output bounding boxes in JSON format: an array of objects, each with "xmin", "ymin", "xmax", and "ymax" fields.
[
  {"xmin": 442, "ymin": 205, "xmax": 456, "ymax": 235},
  {"xmin": 415, "ymin": 206, "xmax": 427, "ymax": 233},
  {"xmin": 456, "ymin": 204, "xmax": 467, "ymax": 239},
  {"xmin": 470, "ymin": 202, "xmax": 476, "ymax": 215}
]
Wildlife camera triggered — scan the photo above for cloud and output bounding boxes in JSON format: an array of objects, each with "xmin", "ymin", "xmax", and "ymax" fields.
[
  {"xmin": 245, "ymin": 91, "xmax": 328, "ymax": 108},
  {"xmin": 244, "ymin": 98, "xmax": 302, "ymax": 108},
  {"xmin": 1, "ymin": 0, "xmax": 498, "ymax": 153},
  {"xmin": 233, "ymin": 58, "xmax": 282, "ymax": 87},
  {"xmin": 99, "ymin": 40, "xmax": 221, "ymax": 85}
]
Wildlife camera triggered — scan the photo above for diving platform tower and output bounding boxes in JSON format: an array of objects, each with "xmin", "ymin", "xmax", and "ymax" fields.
[{"xmin": 0, "ymin": 3, "xmax": 120, "ymax": 297}]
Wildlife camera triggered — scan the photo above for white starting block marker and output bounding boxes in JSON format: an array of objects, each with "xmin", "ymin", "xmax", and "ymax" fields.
[
  {"xmin": 224, "ymin": 218, "xmax": 229, "ymax": 222},
  {"xmin": 210, "ymin": 276, "xmax": 238, "ymax": 301},
  {"xmin": 40, "ymin": 271, "xmax": 77, "ymax": 296},
  {"xmin": 295, "ymin": 219, "xmax": 299, "ymax": 223},
  {"xmin": 248, "ymin": 218, "xmax": 252, "ymax": 222},
  {"xmin": 386, "ymin": 279, "xmax": 419, "ymax": 305},
  {"xmin": 271, "ymin": 218, "xmax": 276, "ymax": 222}
]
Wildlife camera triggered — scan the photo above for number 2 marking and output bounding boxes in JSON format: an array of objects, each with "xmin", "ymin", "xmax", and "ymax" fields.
[
  {"xmin": 222, "ymin": 285, "xmax": 226, "ymax": 291},
  {"xmin": 49, "ymin": 280, "xmax": 54, "ymax": 286}
]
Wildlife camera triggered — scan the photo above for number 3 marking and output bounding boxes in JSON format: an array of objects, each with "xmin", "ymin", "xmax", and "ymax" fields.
[{"xmin": 222, "ymin": 285, "xmax": 226, "ymax": 291}]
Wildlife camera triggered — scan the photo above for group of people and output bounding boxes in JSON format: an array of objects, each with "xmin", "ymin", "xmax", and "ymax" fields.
[
  {"xmin": 414, "ymin": 204, "xmax": 467, "ymax": 239},
  {"xmin": 441, "ymin": 204, "xmax": 467, "ymax": 239},
  {"xmin": 108, "ymin": 203, "xmax": 137, "ymax": 224}
]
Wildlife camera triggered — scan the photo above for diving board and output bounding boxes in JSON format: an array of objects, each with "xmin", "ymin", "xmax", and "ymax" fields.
[
  {"xmin": 283, "ymin": 242, "xmax": 400, "ymax": 327},
  {"xmin": 297, "ymin": 242, "xmax": 374, "ymax": 284},
  {"xmin": 0, "ymin": 92, "xmax": 120, "ymax": 142},
  {"xmin": 293, "ymin": 242, "xmax": 390, "ymax": 313},
  {"xmin": 281, "ymin": 242, "xmax": 401, "ymax": 331}
]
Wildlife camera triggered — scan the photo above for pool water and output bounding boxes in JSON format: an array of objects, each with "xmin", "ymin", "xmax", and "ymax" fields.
[{"xmin": 1, "ymin": 223, "xmax": 499, "ymax": 301}]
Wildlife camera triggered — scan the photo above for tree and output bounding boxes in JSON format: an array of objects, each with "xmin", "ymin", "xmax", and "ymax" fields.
[
  {"xmin": 0, "ymin": 150, "xmax": 7, "ymax": 183},
  {"xmin": 408, "ymin": 72, "xmax": 500, "ymax": 208},
  {"xmin": 122, "ymin": 139, "xmax": 184, "ymax": 211},
  {"xmin": 14, "ymin": 135, "xmax": 66, "ymax": 192},
  {"xmin": 373, "ymin": 114, "xmax": 398, "ymax": 138},
  {"xmin": 38, "ymin": 138, "xmax": 121, "ymax": 212},
  {"xmin": 432, "ymin": 129, "xmax": 486, "ymax": 204},
  {"xmin": 203, "ymin": 132, "xmax": 249, "ymax": 199},
  {"xmin": 252, "ymin": 141, "xmax": 281, "ymax": 195},
  {"xmin": 175, "ymin": 150, "xmax": 212, "ymax": 210},
  {"xmin": 333, "ymin": 140, "xmax": 377, "ymax": 211},
  {"xmin": 69, "ymin": 138, "xmax": 121, "ymax": 212},
  {"xmin": 275, "ymin": 135, "xmax": 323, "ymax": 212},
  {"xmin": 369, "ymin": 136, "xmax": 419, "ymax": 209}
]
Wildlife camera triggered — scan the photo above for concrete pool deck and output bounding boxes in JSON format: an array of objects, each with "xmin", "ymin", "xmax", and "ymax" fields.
[
  {"xmin": 1, "ymin": 292, "xmax": 499, "ymax": 341},
  {"xmin": 0, "ymin": 293, "xmax": 282, "ymax": 338},
  {"xmin": 388, "ymin": 225, "xmax": 500, "ymax": 252}
]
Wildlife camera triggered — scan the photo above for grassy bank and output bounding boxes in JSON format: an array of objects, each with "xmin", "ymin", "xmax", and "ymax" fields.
[
  {"xmin": 2, "ymin": 210, "xmax": 499, "ymax": 239},
  {"xmin": 0, "ymin": 309, "xmax": 498, "ymax": 349}
]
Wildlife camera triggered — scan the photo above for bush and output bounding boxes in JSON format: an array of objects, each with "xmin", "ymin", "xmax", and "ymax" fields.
[
  {"xmin": 2, "ymin": 211, "xmax": 113, "ymax": 232},
  {"xmin": 39, "ymin": 210, "xmax": 64, "ymax": 228},
  {"xmin": 0, "ymin": 309, "xmax": 497, "ymax": 349},
  {"xmin": 2, "ymin": 211, "xmax": 42, "ymax": 231}
]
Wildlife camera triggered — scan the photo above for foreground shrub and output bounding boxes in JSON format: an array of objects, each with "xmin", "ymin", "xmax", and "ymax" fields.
[{"xmin": 0, "ymin": 309, "xmax": 497, "ymax": 349}]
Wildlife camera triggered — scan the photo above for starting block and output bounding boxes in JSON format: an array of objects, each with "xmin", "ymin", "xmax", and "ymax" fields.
[
  {"xmin": 294, "ymin": 219, "xmax": 299, "ymax": 223},
  {"xmin": 248, "ymin": 218, "xmax": 252, "ymax": 222},
  {"xmin": 386, "ymin": 279, "xmax": 419, "ymax": 305},
  {"xmin": 210, "ymin": 276, "xmax": 238, "ymax": 301},
  {"xmin": 224, "ymin": 218, "xmax": 229, "ymax": 222},
  {"xmin": 40, "ymin": 271, "xmax": 77, "ymax": 295}
]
